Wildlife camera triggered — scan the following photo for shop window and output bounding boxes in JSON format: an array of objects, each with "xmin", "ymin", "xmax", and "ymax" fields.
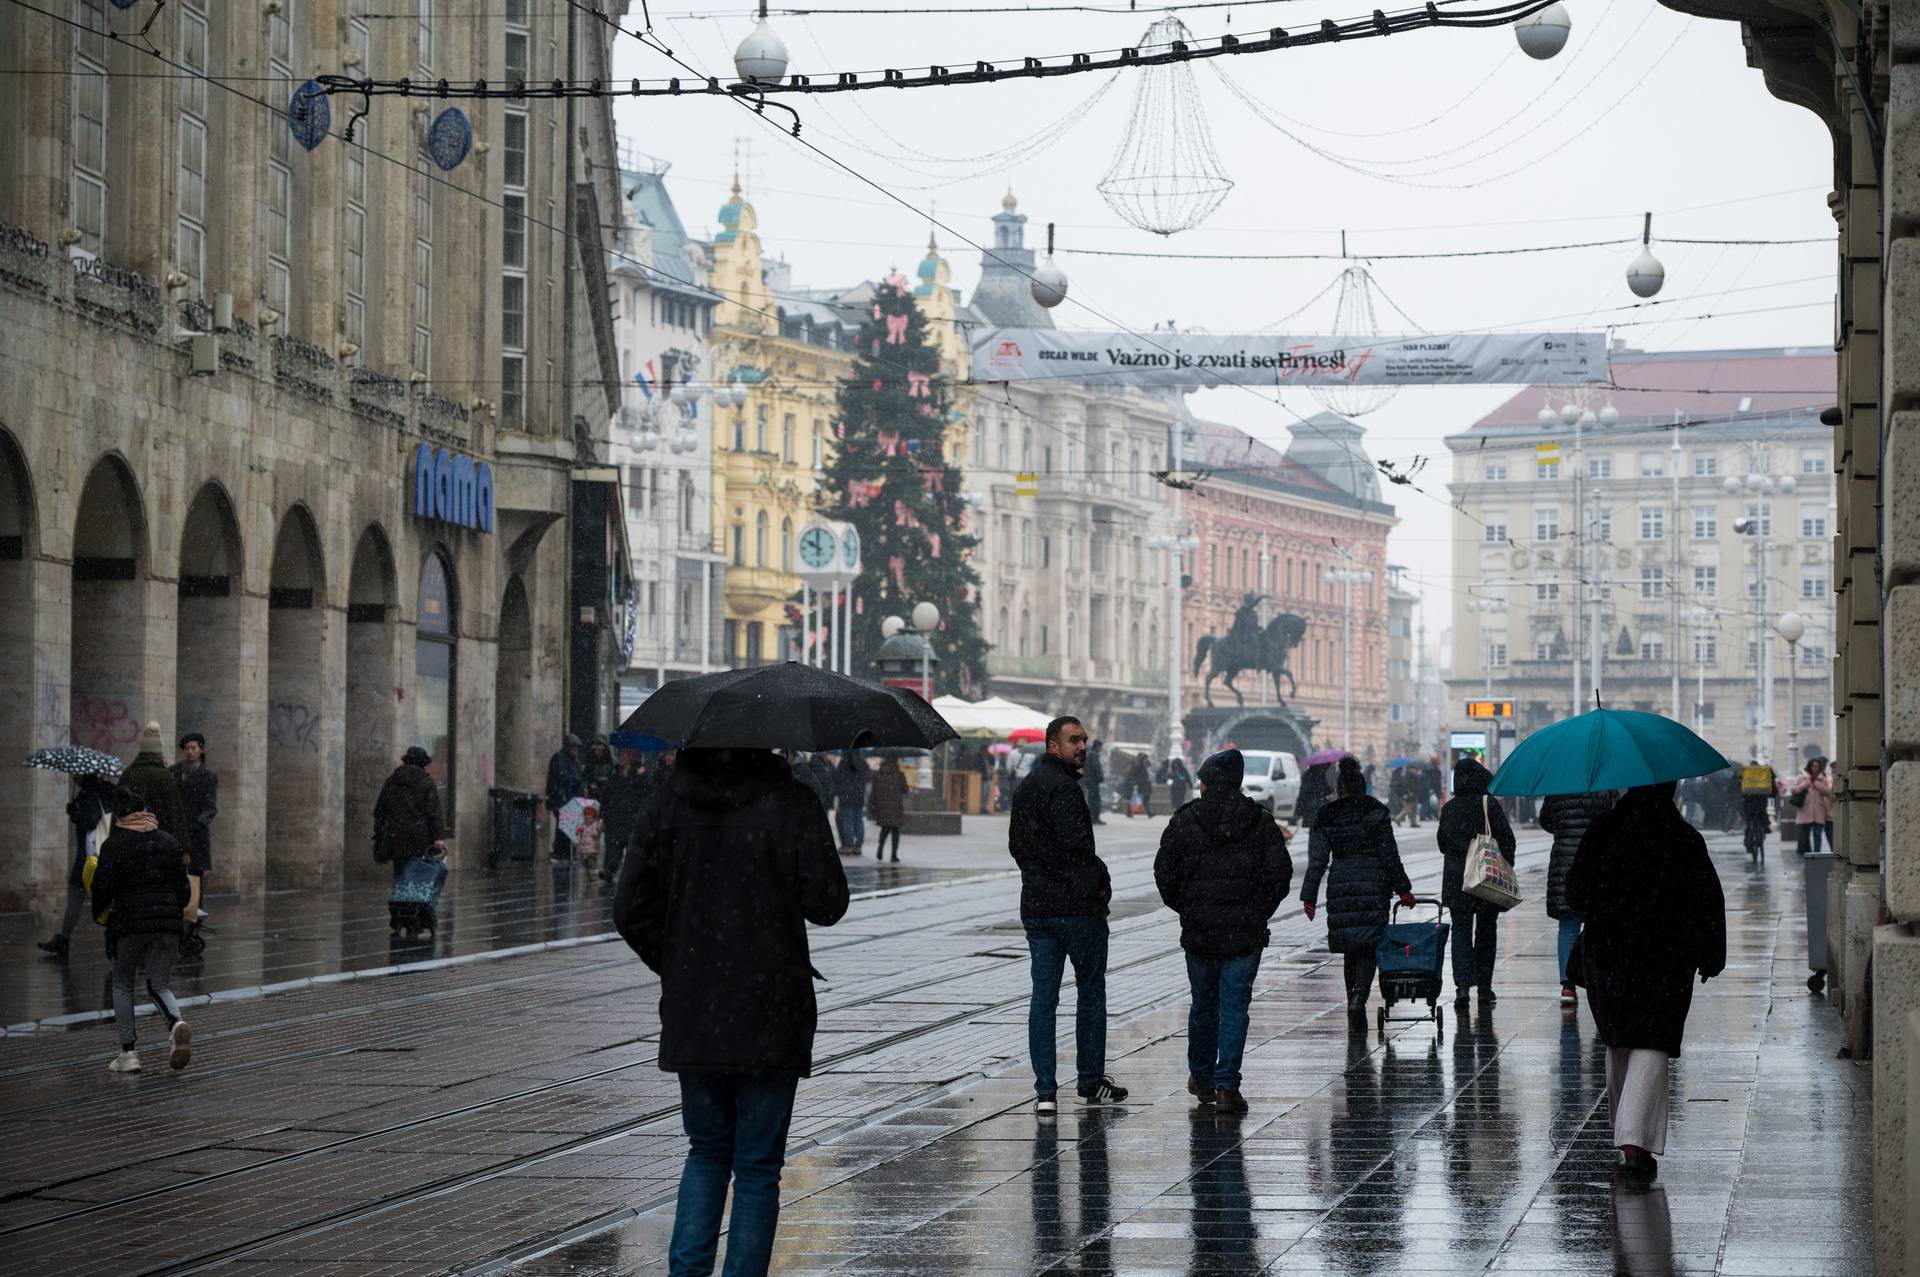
[{"xmin": 416, "ymin": 549, "xmax": 456, "ymax": 826}]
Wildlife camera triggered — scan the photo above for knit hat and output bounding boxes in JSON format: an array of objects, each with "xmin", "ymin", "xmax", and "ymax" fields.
[
  {"xmin": 1198, "ymin": 749, "xmax": 1244, "ymax": 791},
  {"xmin": 402, "ymin": 745, "xmax": 432, "ymax": 767},
  {"xmin": 138, "ymin": 721, "xmax": 163, "ymax": 755}
]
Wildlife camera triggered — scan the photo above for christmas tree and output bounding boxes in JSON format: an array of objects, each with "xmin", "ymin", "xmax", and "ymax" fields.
[{"xmin": 818, "ymin": 271, "xmax": 987, "ymax": 693}]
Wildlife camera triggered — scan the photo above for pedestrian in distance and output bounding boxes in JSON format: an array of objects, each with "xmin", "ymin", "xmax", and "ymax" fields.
[
  {"xmin": 1009, "ymin": 715, "xmax": 1128, "ymax": 1115},
  {"xmin": 597, "ymin": 748, "xmax": 650, "ymax": 884},
  {"xmin": 1538, "ymin": 789, "xmax": 1616, "ymax": 1009},
  {"xmin": 373, "ymin": 746, "xmax": 447, "ymax": 938},
  {"xmin": 615, "ymin": 747, "xmax": 849, "ymax": 1277},
  {"xmin": 1083, "ymin": 739, "xmax": 1107, "ymax": 824},
  {"xmin": 574, "ymin": 800, "xmax": 603, "ymax": 876},
  {"xmin": 122, "ymin": 721, "xmax": 188, "ymax": 851},
  {"xmin": 1565, "ymin": 781, "xmax": 1726, "ymax": 1180},
  {"xmin": 545, "ymin": 733, "xmax": 586, "ymax": 861},
  {"xmin": 1154, "ymin": 749, "xmax": 1293, "ymax": 1115},
  {"xmin": 91, "ymin": 781, "xmax": 194, "ymax": 1074},
  {"xmin": 38, "ymin": 771, "xmax": 116, "ymax": 958},
  {"xmin": 1789, "ymin": 757, "xmax": 1834, "ymax": 855},
  {"xmin": 1293, "ymin": 760, "xmax": 1332, "ymax": 829},
  {"xmin": 1166, "ymin": 755, "xmax": 1193, "ymax": 809},
  {"xmin": 1388, "ymin": 767, "xmax": 1410, "ymax": 827},
  {"xmin": 1126, "ymin": 752, "xmax": 1154, "ymax": 818},
  {"xmin": 170, "ymin": 732, "xmax": 217, "ymax": 925},
  {"xmin": 868, "ymin": 755, "xmax": 909, "ymax": 862},
  {"xmin": 583, "ymin": 735, "xmax": 616, "ymax": 798},
  {"xmin": 1300, "ymin": 757, "xmax": 1414, "ymax": 1021},
  {"xmin": 1437, "ymin": 755, "xmax": 1516, "ymax": 1008},
  {"xmin": 806, "ymin": 751, "xmax": 836, "ymax": 813},
  {"xmin": 832, "ymin": 748, "xmax": 870, "ymax": 856}
]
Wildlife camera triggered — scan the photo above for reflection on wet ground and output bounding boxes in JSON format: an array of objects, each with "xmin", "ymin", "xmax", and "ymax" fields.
[{"xmin": 513, "ymin": 831, "xmax": 1869, "ymax": 1276}]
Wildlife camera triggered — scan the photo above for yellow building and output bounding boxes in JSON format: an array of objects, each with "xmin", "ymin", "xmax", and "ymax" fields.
[
  {"xmin": 706, "ymin": 182, "xmax": 856, "ymax": 665},
  {"xmin": 913, "ymin": 234, "xmax": 976, "ymax": 468}
]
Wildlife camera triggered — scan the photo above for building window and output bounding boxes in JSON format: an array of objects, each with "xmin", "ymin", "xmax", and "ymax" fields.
[
  {"xmin": 1594, "ymin": 506, "xmax": 1612, "ymax": 542},
  {"xmin": 1693, "ymin": 633, "xmax": 1716, "ymax": 665},
  {"xmin": 780, "ymin": 517, "xmax": 793, "ymax": 573},
  {"xmin": 344, "ymin": 20, "xmax": 370, "ymax": 351},
  {"xmin": 1746, "ymin": 502, "xmax": 1772, "ymax": 536},
  {"xmin": 412, "ymin": 147, "xmax": 434, "ymax": 374},
  {"xmin": 1640, "ymin": 633, "xmax": 1665, "ymax": 661},
  {"xmin": 415, "ymin": 550, "xmax": 457, "ymax": 828},
  {"xmin": 1692, "ymin": 506, "xmax": 1716, "ymax": 540},
  {"xmin": 1693, "ymin": 565, "xmax": 1717, "ymax": 598},
  {"xmin": 1693, "ymin": 452, "xmax": 1718, "ymax": 477},
  {"xmin": 416, "ymin": 0, "xmax": 434, "ymax": 70},
  {"xmin": 813, "ymin": 421, "xmax": 823, "ymax": 469},
  {"xmin": 1588, "ymin": 456, "xmax": 1612, "ymax": 480},
  {"xmin": 1801, "ymin": 448, "xmax": 1825, "ymax": 475},
  {"xmin": 175, "ymin": 1, "xmax": 209, "ymax": 296},
  {"xmin": 1698, "ymin": 701, "xmax": 1716, "ymax": 725},
  {"xmin": 1802, "ymin": 642, "xmax": 1826, "ymax": 666},
  {"xmin": 1802, "ymin": 571, "xmax": 1825, "ymax": 600},
  {"xmin": 1534, "ymin": 507, "xmax": 1559, "ymax": 542},
  {"xmin": 679, "ymin": 473, "xmax": 696, "ymax": 535},
  {"xmin": 755, "ymin": 511, "xmax": 768, "ymax": 566},
  {"xmin": 1484, "ymin": 460, "xmax": 1507, "ymax": 482},
  {"xmin": 1485, "ymin": 639, "xmax": 1508, "ymax": 669},
  {"xmin": 71, "ymin": 0, "xmax": 109, "ymax": 256},
  {"xmin": 1638, "ymin": 452, "xmax": 1665, "ymax": 478},
  {"xmin": 1537, "ymin": 460, "xmax": 1560, "ymax": 481},
  {"xmin": 756, "ymin": 406, "xmax": 767, "ymax": 452},
  {"xmin": 1483, "ymin": 512, "xmax": 1508, "ymax": 544},
  {"xmin": 501, "ymin": 275, "xmax": 526, "ymax": 354},
  {"xmin": 1535, "ymin": 580, "xmax": 1559, "ymax": 602},
  {"xmin": 730, "ymin": 523, "xmax": 743, "ymax": 566},
  {"xmin": 1041, "ymin": 535, "xmax": 1052, "ymax": 569},
  {"xmin": 1801, "ymin": 702, "xmax": 1826, "ymax": 730},
  {"xmin": 265, "ymin": 1, "xmax": 297, "ymax": 319},
  {"xmin": 1640, "ymin": 567, "xmax": 1664, "ymax": 599},
  {"xmin": 1801, "ymin": 506, "xmax": 1827, "ymax": 539},
  {"xmin": 503, "ymin": 112, "xmax": 528, "ymax": 188},
  {"xmin": 1534, "ymin": 637, "xmax": 1555, "ymax": 661},
  {"xmin": 1639, "ymin": 506, "xmax": 1664, "ymax": 541}
]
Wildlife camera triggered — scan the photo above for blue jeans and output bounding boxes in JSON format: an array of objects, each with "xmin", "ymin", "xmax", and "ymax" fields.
[
  {"xmin": 1185, "ymin": 950, "xmax": 1261, "ymax": 1090},
  {"xmin": 1797, "ymin": 822, "xmax": 1827, "ymax": 855},
  {"xmin": 1024, "ymin": 915, "xmax": 1109, "ymax": 1096},
  {"xmin": 1557, "ymin": 917, "xmax": 1583, "ymax": 985},
  {"xmin": 669, "ymin": 1073, "xmax": 799, "ymax": 1277},
  {"xmin": 834, "ymin": 803, "xmax": 864, "ymax": 850}
]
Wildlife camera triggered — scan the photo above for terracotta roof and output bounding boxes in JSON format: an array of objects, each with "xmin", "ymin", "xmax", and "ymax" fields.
[
  {"xmin": 1189, "ymin": 419, "xmax": 1346, "ymax": 499},
  {"xmin": 1468, "ymin": 346, "xmax": 1835, "ymax": 432}
]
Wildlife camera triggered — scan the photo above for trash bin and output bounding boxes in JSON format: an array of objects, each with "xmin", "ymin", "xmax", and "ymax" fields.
[
  {"xmin": 1804, "ymin": 850, "xmax": 1836, "ymax": 993},
  {"xmin": 488, "ymin": 788, "xmax": 538, "ymax": 861}
]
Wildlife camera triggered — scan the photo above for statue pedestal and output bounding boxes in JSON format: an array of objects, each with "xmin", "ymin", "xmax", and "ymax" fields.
[{"xmin": 1183, "ymin": 704, "xmax": 1318, "ymax": 760}]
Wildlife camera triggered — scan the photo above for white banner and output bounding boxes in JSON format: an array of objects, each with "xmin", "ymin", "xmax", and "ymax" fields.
[{"xmin": 971, "ymin": 328, "xmax": 1607, "ymax": 387}]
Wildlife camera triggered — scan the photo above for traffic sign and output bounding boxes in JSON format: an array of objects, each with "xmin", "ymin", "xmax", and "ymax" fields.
[
  {"xmin": 1465, "ymin": 699, "xmax": 1514, "ymax": 719},
  {"xmin": 1014, "ymin": 471, "xmax": 1038, "ymax": 497}
]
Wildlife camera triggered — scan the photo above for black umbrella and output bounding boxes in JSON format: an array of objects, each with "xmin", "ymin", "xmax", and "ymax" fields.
[
  {"xmin": 22, "ymin": 746, "xmax": 124, "ymax": 779},
  {"xmin": 619, "ymin": 663, "xmax": 958, "ymax": 751}
]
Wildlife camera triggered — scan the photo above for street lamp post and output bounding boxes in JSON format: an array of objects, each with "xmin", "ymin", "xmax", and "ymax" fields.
[
  {"xmin": 1684, "ymin": 608, "xmax": 1719, "ymax": 738},
  {"xmin": 1466, "ymin": 594, "xmax": 1507, "ymax": 767},
  {"xmin": 1326, "ymin": 567, "xmax": 1374, "ymax": 748},
  {"xmin": 1728, "ymin": 458, "xmax": 1795, "ymax": 763},
  {"xmin": 1776, "ymin": 610, "xmax": 1806, "ymax": 770}
]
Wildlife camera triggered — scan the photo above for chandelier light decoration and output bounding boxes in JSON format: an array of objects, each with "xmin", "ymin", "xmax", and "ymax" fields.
[
  {"xmin": 1097, "ymin": 17, "xmax": 1234, "ymax": 236},
  {"xmin": 1308, "ymin": 264, "xmax": 1403, "ymax": 418}
]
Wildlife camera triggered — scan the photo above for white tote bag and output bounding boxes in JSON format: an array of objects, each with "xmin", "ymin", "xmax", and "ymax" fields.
[{"xmin": 1462, "ymin": 795, "xmax": 1522, "ymax": 911}]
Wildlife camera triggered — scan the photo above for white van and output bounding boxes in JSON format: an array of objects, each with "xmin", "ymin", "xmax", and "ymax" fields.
[{"xmin": 1238, "ymin": 750, "xmax": 1300, "ymax": 818}]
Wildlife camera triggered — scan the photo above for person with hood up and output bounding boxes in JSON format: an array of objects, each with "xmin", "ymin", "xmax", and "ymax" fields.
[
  {"xmin": 91, "ymin": 781, "xmax": 194, "ymax": 1073},
  {"xmin": 38, "ymin": 771, "xmax": 117, "ymax": 958},
  {"xmin": 1538, "ymin": 789, "xmax": 1616, "ymax": 1008},
  {"xmin": 1009, "ymin": 715, "xmax": 1127, "ymax": 1114},
  {"xmin": 1300, "ymin": 758, "xmax": 1414, "ymax": 1019},
  {"xmin": 596, "ymin": 748, "xmax": 651, "ymax": 884},
  {"xmin": 1436, "ymin": 756, "xmax": 1516, "ymax": 1007},
  {"xmin": 615, "ymin": 747, "xmax": 848, "ymax": 1277},
  {"xmin": 122, "ymin": 722, "xmax": 188, "ymax": 851},
  {"xmin": 1083, "ymin": 739, "xmax": 1107, "ymax": 824},
  {"xmin": 583, "ymin": 736, "xmax": 616, "ymax": 798},
  {"xmin": 1154, "ymin": 749, "xmax": 1292, "ymax": 1114},
  {"xmin": 1166, "ymin": 755, "xmax": 1193, "ymax": 809},
  {"xmin": 832, "ymin": 748, "xmax": 870, "ymax": 855},
  {"xmin": 1125, "ymin": 753, "xmax": 1154, "ymax": 818},
  {"xmin": 867, "ymin": 755, "xmax": 909, "ymax": 862},
  {"xmin": 1293, "ymin": 761, "xmax": 1332, "ymax": 829},
  {"xmin": 374, "ymin": 747, "xmax": 447, "ymax": 937},
  {"xmin": 545, "ymin": 733, "xmax": 585, "ymax": 860},
  {"xmin": 1565, "ymin": 781, "xmax": 1726, "ymax": 1179}
]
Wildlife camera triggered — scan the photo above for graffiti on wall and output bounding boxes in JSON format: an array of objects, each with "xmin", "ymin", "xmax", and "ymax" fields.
[
  {"xmin": 34, "ymin": 654, "xmax": 67, "ymax": 748},
  {"xmin": 267, "ymin": 701, "xmax": 323, "ymax": 753},
  {"xmin": 71, "ymin": 690, "xmax": 139, "ymax": 752}
]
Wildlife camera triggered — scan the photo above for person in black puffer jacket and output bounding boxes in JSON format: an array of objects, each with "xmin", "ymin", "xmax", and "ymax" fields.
[
  {"xmin": 1436, "ymin": 756, "xmax": 1516, "ymax": 1006},
  {"xmin": 1300, "ymin": 757, "xmax": 1413, "ymax": 1016},
  {"xmin": 90, "ymin": 782, "xmax": 193, "ymax": 1073},
  {"xmin": 1155, "ymin": 749, "xmax": 1292, "ymax": 1112},
  {"xmin": 1539, "ymin": 789, "xmax": 1616, "ymax": 1006},
  {"xmin": 1293, "ymin": 762, "xmax": 1332, "ymax": 828}
]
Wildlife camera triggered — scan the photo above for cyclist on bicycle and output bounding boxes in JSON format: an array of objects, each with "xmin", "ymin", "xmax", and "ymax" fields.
[{"xmin": 1739, "ymin": 759, "xmax": 1775, "ymax": 857}]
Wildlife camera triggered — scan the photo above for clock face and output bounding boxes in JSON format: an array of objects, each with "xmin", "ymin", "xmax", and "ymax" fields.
[
  {"xmin": 799, "ymin": 526, "xmax": 836, "ymax": 569},
  {"xmin": 841, "ymin": 526, "xmax": 861, "ymax": 568}
]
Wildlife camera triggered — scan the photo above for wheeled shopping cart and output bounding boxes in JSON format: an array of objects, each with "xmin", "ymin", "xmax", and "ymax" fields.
[{"xmin": 1375, "ymin": 895, "xmax": 1449, "ymax": 1041}]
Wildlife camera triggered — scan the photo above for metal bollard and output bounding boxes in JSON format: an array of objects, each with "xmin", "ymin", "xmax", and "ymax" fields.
[{"xmin": 1803, "ymin": 849, "xmax": 1837, "ymax": 993}]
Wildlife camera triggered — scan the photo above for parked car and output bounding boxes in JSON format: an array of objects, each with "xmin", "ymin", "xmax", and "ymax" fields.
[{"xmin": 1238, "ymin": 749, "xmax": 1301, "ymax": 817}]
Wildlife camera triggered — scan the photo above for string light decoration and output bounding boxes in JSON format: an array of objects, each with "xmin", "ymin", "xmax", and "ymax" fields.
[
  {"xmin": 1306, "ymin": 262, "xmax": 1408, "ymax": 418},
  {"xmin": 1096, "ymin": 17, "xmax": 1232, "ymax": 235}
]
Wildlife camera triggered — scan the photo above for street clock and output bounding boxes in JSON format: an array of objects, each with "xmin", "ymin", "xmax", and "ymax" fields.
[
  {"xmin": 840, "ymin": 523, "xmax": 861, "ymax": 572},
  {"xmin": 798, "ymin": 523, "xmax": 837, "ymax": 570}
]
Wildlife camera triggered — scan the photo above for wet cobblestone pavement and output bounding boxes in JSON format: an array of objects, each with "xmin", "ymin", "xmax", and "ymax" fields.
[{"xmin": 0, "ymin": 816, "xmax": 1869, "ymax": 1275}]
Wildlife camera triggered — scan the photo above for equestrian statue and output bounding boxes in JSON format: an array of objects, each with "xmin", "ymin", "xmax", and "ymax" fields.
[{"xmin": 1192, "ymin": 593, "xmax": 1309, "ymax": 707}]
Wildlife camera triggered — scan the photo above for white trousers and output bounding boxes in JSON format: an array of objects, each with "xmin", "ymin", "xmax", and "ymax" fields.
[{"xmin": 1606, "ymin": 1046, "xmax": 1670, "ymax": 1155}]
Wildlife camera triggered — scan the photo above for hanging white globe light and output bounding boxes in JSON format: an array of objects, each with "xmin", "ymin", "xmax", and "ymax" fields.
[
  {"xmin": 1598, "ymin": 402, "xmax": 1620, "ymax": 426},
  {"xmin": 1514, "ymin": 3, "xmax": 1571, "ymax": 60},
  {"xmin": 1626, "ymin": 212, "xmax": 1665, "ymax": 298},
  {"xmin": 734, "ymin": 8, "xmax": 789, "ymax": 86},
  {"xmin": 1030, "ymin": 223, "xmax": 1069, "ymax": 309},
  {"xmin": 1778, "ymin": 475, "xmax": 1797, "ymax": 494},
  {"xmin": 1560, "ymin": 402, "xmax": 1582, "ymax": 426},
  {"xmin": 1537, "ymin": 407, "xmax": 1557, "ymax": 427}
]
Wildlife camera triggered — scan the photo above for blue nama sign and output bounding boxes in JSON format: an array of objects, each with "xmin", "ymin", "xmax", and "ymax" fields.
[{"xmin": 413, "ymin": 443, "xmax": 494, "ymax": 533}]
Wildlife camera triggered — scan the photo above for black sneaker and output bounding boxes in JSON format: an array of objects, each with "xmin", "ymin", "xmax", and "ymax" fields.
[
  {"xmin": 37, "ymin": 935, "xmax": 69, "ymax": 956},
  {"xmin": 1035, "ymin": 1093, "xmax": 1058, "ymax": 1116},
  {"xmin": 1453, "ymin": 990, "xmax": 1471, "ymax": 1009},
  {"xmin": 1477, "ymin": 987, "xmax": 1497, "ymax": 1004},
  {"xmin": 1076, "ymin": 1076, "xmax": 1128, "ymax": 1106}
]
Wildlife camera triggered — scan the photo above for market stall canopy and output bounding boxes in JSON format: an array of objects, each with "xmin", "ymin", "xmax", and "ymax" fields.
[{"xmin": 930, "ymin": 695, "xmax": 1052, "ymax": 739}]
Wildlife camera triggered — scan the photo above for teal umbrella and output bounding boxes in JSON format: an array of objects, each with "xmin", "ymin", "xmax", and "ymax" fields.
[{"xmin": 1488, "ymin": 706, "xmax": 1731, "ymax": 797}]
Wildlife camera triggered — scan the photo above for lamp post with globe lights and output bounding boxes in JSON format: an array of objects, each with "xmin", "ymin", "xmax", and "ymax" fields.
[
  {"xmin": 1466, "ymin": 594, "xmax": 1507, "ymax": 765},
  {"xmin": 1514, "ymin": 2, "xmax": 1571, "ymax": 59},
  {"xmin": 1148, "ymin": 527, "xmax": 1200, "ymax": 764},
  {"xmin": 1684, "ymin": 608, "xmax": 1721, "ymax": 738},
  {"xmin": 1727, "ymin": 453, "xmax": 1796, "ymax": 763},
  {"xmin": 1776, "ymin": 610, "xmax": 1807, "ymax": 771}
]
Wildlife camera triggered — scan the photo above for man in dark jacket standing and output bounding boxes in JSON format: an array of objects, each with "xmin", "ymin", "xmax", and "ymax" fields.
[
  {"xmin": 171, "ymin": 732, "xmax": 217, "ymax": 921},
  {"xmin": 1155, "ymin": 750, "xmax": 1292, "ymax": 1113},
  {"xmin": 1009, "ymin": 715, "xmax": 1126, "ymax": 1114},
  {"xmin": 1539, "ymin": 789, "xmax": 1615, "ymax": 1007},
  {"xmin": 616, "ymin": 747, "xmax": 848, "ymax": 1277},
  {"xmin": 374, "ymin": 747, "xmax": 446, "ymax": 880},
  {"xmin": 596, "ymin": 748, "xmax": 651, "ymax": 884},
  {"xmin": 545, "ymin": 733, "xmax": 585, "ymax": 860},
  {"xmin": 1082, "ymin": 739, "xmax": 1107, "ymax": 824},
  {"xmin": 1436, "ymin": 756, "xmax": 1515, "ymax": 1007}
]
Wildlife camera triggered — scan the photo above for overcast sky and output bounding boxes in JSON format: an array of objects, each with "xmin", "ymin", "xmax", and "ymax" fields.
[{"xmin": 607, "ymin": 0, "xmax": 1838, "ymax": 662}]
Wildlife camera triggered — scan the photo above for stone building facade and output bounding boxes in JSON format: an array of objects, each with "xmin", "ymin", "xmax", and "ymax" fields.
[
  {"xmin": 1443, "ymin": 347, "xmax": 1837, "ymax": 768},
  {"xmin": 0, "ymin": 2, "xmax": 625, "ymax": 911}
]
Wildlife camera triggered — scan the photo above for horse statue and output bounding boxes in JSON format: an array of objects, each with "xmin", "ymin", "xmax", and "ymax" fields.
[{"xmin": 1193, "ymin": 595, "xmax": 1309, "ymax": 707}]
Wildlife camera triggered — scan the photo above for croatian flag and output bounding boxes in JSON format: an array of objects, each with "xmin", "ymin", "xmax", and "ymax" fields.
[{"xmin": 634, "ymin": 361, "xmax": 656, "ymax": 400}]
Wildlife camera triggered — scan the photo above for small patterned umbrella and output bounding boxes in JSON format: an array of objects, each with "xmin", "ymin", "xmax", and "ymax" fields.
[
  {"xmin": 22, "ymin": 746, "xmax": 124, "ymax": 779},
  {"xmin": 556, "ymin": 796, "xmax": 598, "ymax": 841}
]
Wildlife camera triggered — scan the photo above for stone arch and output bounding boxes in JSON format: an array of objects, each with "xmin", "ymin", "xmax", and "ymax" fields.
[
  {"xmin": 494, "ymin": 573, "xmax": 534, "ymax": 795},
  {"xmin": 414, "ymin": 545, "xmax": 459, "ymax": 826},
  {"xmin": 344, "ymin": 523, "xmax": 398, "ymax": 880},
  {"xmin": 0, "ymin": 428, "xmax": 47, "ymax": 909},
  {"xmin": 265, "ymin": 503, "xmax": 329, "ymax": 889},
  {"xmin": 70, "ymin": 455, "xmax": 150, "ymax": 756},
  {"xmin": 175, "ymin": 482, "xmax": 246, "ymax": 806}
]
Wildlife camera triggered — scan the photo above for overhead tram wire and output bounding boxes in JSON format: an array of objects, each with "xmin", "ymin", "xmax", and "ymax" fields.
[{"xmin": 1058, "ymin": 234, "xmax": 1829, "ymax": 261}]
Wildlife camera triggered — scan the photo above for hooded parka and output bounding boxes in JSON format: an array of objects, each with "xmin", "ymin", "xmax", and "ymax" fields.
[
  {"xmin": 1154, "ymin": 784, "xmax": 1293, "ymax": 958},
  {"xmin": 1435, "ymin": 757, "xmax": 1515, "ymax": 909},
  {"xmin": 1565, "ymin": 783, "xmax": 1726, "ymax": 1056},
  {"xmin": 90, "ymin": 815, "xmax": 190, "ymax": 944},
  {"xmin": 1538, "ymin": 790, "xmax": 1616, "ymax": 919},
  {"xmin": 1294, "ymin": 763, "xmax": 1332, "ymax": 828},
  {"xmin": 1300, "ymin": 794, "xmax": 1411, "ymax": 953},
  {"xmin": 120, "ymin": 752, "xmax": 188, "ymax": 851},
  {"xmin": 616, "ymin": 748, "xmax": 849, "ymax": 1077},
  {"xmin": 373, "ymin": 763, "xmax": 444, "ymax": 863}
]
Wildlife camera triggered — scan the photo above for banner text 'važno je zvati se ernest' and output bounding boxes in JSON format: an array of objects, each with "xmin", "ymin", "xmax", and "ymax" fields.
[{"xmin": 969, "ymin": 329, "xmax": 1608, "ymax": 387}]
